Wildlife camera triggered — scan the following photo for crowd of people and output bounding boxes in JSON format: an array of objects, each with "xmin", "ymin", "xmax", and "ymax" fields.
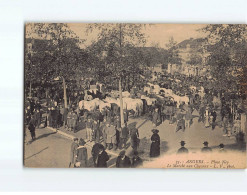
[
  {"xmin": 69, "ymin": 137, "xmax": 143, "ymax": 168},
  {"xmin": 24, "ymin": 72, "xmax": 246, "ymax": 167}
]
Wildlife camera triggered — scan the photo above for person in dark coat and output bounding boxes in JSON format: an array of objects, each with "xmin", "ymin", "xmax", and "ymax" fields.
[
  {"xmin": 91, "ymin": 141, "xmax": 104, "ymax": 167},
  {"xmin": 131, "ymin": 151, "xmax": 143, "ymax": 168},
  {"xmin": 123, "ymin": 109, "xmax": 129, "ymax": 124},
  {"xmin": 177, "ymin": 141, "xmax": 189, "ymax": 154},
  {"xmin": 69, "ymin": 138, "xmax": 79, "ymax": 167},
  {"xmin": 34, "ymin": 109, "xmax": 42, "ymax": 128},
  {"xmin": 92, "ymin": 120, "xmax": 100, "ymax": 143},
  {"xmin": 120, "ymin": 124, "xmax": 129, "ymax": 149},
  {"xmin": 116, "ymin": 150, "xmax": 131, "ymax": 168},
  {"xmin": 29, "ymin": 99, "xmax": 35, "ymax": 115},
  {"xmin": 130, "ymin": 127, "xmax": 139, "ymax": 152},
  {"xmin": 50, "ymin": 107, "xmax": 57, "ymax": 128},
  {"xmin": 114, "ymin": 115, "xmax": 121, "ymax": 148},
  {"xmin": 35, "ymin": 100, "xmax": 42, "ymax": 111},
  {"xmin": 25, "ymin": 106, "xmax": 31, "ymax": 125},
  {"xmin": 150, "ymin": 129, "xmax": 160, "ymax": 158},
  {"xmin": 96, "ymin": 145, "xmax": 109, "ymax": 168},
  {"xmin": 28, "ymin": 116, "xmax": 36, "ymax": 141},
  {"xmin": 75, "ymin": 138, "xmax": 88, "ymax": 168},
  {"xmin": 211, "ymin": 109, "xmax": 217, "ymax": 130},
  {"xmin": 201, "ymin": 141, "xmax": 212, "ymax": 153}
]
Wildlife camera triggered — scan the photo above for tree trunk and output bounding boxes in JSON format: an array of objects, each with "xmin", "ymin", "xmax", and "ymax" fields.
[
  {"xmin": 62, "ymin": 77, "xmax": 68, "ymax": 108},
  {"xmin": 119, "ymin": 78, "xmax": 124, "ymax": 127}
]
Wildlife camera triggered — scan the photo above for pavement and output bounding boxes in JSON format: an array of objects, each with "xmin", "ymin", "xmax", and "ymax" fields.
[{"xmin": 24, "ymin": 113, "xmax": 246, "ymax": 168}]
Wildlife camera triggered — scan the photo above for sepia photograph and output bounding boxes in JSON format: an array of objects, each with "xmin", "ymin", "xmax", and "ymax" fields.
[{"xmin": 24, "ymin": 23, "xmax": 247, "ymax": 168}]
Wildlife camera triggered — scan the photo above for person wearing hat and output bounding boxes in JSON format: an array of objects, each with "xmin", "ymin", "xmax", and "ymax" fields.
[
  {"xmin": 116, "ymin": 150, "xmax": 131, "ymax": 168},
  {"xmin": 105, "ymin": 121, "xmax": 117, "ymax": 150},
  {"xmin": 201, "ymin": 141, "xmax": 212, "ymax": 153},
  {"xmin": 150, "ymin": 129, "xmax": 160, "ymax": 158},
  {"xmin": 69, "ymin": 138, "xmax": 79, "ymax": 168},
  {"xmin": 218, "ymin": 143, "xmax": 226, "ymax": 153},
  {"xmin": 131, "ymin": 151, "xmax": 143, "ymax": 168},
  {"xmin": 75, "ymin": 138, "xmax": 88, "ymax": 168},
  {"xmin": 177, "ymin": 141, "xmax": 189, "ymax": 154},
  {"xmin": 96, "ymin": 144, "xmax": 109, "ymax": 168}
]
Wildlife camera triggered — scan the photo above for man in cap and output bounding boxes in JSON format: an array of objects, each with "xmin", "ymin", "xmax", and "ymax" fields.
[
  {"xmin": 201, "ymin": 141, "xmax": 212, "ymax": 153},
  {"xmin": 69, "ymin": 137, "xmax": 79, "ymax": 168},
  {"xmin": 116, "ymin": 150, "xmax": 131, "ymax": 168},
  {"xmin": 177, "ymin": 141, "xmax": 189, "ymax": 154},
  {"xmin": 218, "ymin": 143, "xmax": 226, "ymax": 153}
]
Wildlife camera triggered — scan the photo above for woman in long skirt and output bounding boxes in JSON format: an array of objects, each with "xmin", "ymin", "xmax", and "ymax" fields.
[{"xmin": 150, "ymin": 129, "xmax": 160, "ymax": 158}]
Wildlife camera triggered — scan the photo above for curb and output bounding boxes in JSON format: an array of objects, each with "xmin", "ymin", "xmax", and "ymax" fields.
[
  {"xmin": 47, "ymin": 127, "xmax": 75, "ymax": 140},
  {"xmin": 46, "ymin": 126, "xmax": 119, "ymax": 157}
]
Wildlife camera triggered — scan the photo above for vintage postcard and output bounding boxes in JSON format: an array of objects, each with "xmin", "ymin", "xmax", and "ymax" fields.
[{"xmin": 24, "ymin": 23, "xmax": 247, "ymax": 168}]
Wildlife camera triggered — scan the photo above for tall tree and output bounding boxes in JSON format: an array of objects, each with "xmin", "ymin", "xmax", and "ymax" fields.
[
  {"xmin": 165, "ymin": 37, "xmax": 182, "ymax": 65},
  {"xmin": 86, "ymin": 23, "xmax": 147, "ymax": 126},
  {"xmin": 201, "ymin": 24, "xmax": 247, "ymax": 92},
  {"xmin": 26, "ymin": 23, "xmax": 85, "ymax": 108}
]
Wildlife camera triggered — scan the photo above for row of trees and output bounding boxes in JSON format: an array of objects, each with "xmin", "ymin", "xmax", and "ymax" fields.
[
  {"xmin": 201, "ymin": 24, "xmax": 247, "ymax": 93},
  {"xmin": 25, "ymin": 24, "xmax": 247, "ymax": 108},
  {"xmin": 25, "ymin": 23, "xmax": 182, "ymax": 100}
]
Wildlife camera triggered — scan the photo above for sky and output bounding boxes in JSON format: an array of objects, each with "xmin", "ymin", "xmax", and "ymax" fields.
[
  {"xmin": 68, "ymin": 23, "xmax": 208, "ymax": 48},
  {"xmin": 26, "ymin": 23, "xmax": 208, "ymax": 48}
]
